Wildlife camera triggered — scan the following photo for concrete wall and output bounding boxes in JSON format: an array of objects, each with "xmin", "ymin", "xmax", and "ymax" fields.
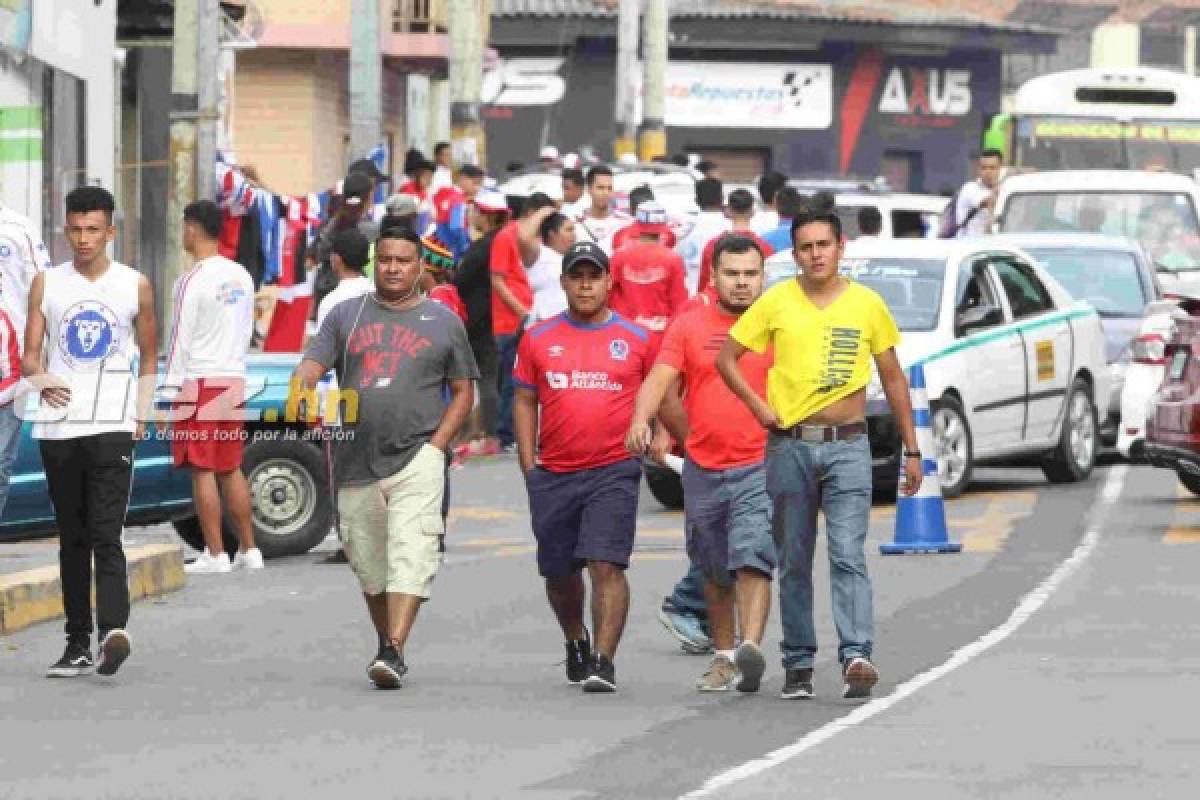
[{"xmin": 0, "ymin": 55, "xmax": 43, "ymax": 220}]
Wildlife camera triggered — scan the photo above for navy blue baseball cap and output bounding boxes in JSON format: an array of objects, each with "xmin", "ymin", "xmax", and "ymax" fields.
[{"xmin": 562, "ymin": 240, "xmax": 610, "ymax": 273}]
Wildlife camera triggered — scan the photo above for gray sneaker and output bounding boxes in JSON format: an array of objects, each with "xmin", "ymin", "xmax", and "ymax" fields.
[
  {"xmin": 696, "ymin": 655, "xmax": 738, "ymax": 692},
  {"xmin": 734, "ymin": 641, "xmax": 766, "ymax": 693},
  {"xmin": 656, "ymin": 605, "xmax": 713, "ymax": 654}
]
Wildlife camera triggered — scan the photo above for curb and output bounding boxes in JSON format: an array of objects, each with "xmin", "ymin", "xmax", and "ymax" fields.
[{"xmin": 0, "ymin": 543, "xmax": 185, "ymax": 635}]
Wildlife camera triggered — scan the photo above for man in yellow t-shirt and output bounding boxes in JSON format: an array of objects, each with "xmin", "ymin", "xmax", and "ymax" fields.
[{"xmin": 716, "ymin": 209, "xmax": 922, "ymax": 703}]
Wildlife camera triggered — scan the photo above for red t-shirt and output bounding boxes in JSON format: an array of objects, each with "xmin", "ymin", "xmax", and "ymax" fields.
[
  {"xmin": 432, "ymin": 186, "xmax": 465, "ymax": 224},
  {"xmin": 608, "ymin": 241, "xmax": 688, "ymax": 355},
  {"xmin": 429, "ymin": 284, "xmax": 468, "ymax": 323},
  {"xmin": 489, "ymin": 221, "xmax": 533, "ymax": 336},
  {"xmin": 657, "ymin": 303, "xmax": 771, "ymax": 471},
  {"xmin": 513, "ymin": 312, "xmax": 652, "ymax": 472},
  {"xmin": 612, "ymin": 224, "xmax": 677, "ymax": 253},
  {"xmin": 682, "ymin": 286, "xmax": 718, "ymax": 313},
  {"xmin": 696, "ymin": 230, "xmax": 775, "ymax": 294}
]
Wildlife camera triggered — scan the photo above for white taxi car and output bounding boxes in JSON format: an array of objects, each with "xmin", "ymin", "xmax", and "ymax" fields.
[{"xmin": 843, "ymin": 238, "xmax": 1110, "ymax": 497}]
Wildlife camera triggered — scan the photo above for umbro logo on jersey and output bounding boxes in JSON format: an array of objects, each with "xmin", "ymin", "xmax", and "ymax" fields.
[
  {"xmin": 546, "ymin": 371, "xmax": 569, "ymax": 389},
  {"xmin": 548, "ymin": 345, "xmax": 565, "ymax": 358},
  {"xmin": 609, "ymin": 339, "xmax": 629, "ymax": 361}
]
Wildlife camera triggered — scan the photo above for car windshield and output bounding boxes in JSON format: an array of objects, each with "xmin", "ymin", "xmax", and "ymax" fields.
[
  {"xmin": 999, "ymin": 191, "xmax": 1200, "ymax": 272},
  {"xmin": 840, "ymin": 257, "xmax": 944, "ymax": 331},
  {"xmin": 1022, "ymin": 247, "xmax": 1148, "ymax": 317}
]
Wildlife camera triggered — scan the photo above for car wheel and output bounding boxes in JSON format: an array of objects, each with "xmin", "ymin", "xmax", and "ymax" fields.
[
  {"xmin": 1042, "ymin": 378, "xmax": 1098, "ymax": 484},
  {"xmin": 243, "ymin": 438, "xmax": 332, "ymax": 558},
  {"xmin": 932, "ymin": 396, "xmax": 973, "ymax": 499},
  {"xmin": 644, "ymin": 461, "xmax": 684, "ymax": 510},
  {"xmin": 171, "ymin": 438, "xmax": 333, "ymax": 560},
  {"xmin": 1177, "ymin": 468, "xmax": 1200, "ymax": 496}
]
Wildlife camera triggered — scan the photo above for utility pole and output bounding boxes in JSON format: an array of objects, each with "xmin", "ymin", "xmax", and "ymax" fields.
[
  {"xmin": 638, "ymin": 0, "xmax": 667, "ymax": 162},
  {"xmin": 350, "ymin": 0, "xmax": 382, "ymax": 161},
  {"xmin": 614, "ymin": 0, "xmax": 639, "ymax": 160},
  {"xmin": 196, "ymin": 0, "xmax": 221, "ymax": 201},
  {"xmin": 165, "ymin": 0, "xmax": 199, "ymax": 328},
  {"xmin": 449, "ymin": 0, "xmax": 486, "ymax": 167}
]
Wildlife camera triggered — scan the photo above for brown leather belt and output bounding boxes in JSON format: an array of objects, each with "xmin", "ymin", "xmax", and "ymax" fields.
[{"xmin": 771, "ymin": 420, "xmax": 868, "ymax": 443}]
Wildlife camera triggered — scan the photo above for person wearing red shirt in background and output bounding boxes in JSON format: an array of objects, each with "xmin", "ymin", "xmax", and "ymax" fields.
[
  {"xmin": 608, "ymin": 201, "xmax": 688, "ymax": 357},
  {"xmin": 420, "ymin": 235, "xmax": 468, "ymax": 323},
  {"xmin": 491, "ymin": 193, "xmax": 557, "ymax": 450},
  {"xmin": 611, "ymin": 186, "xmax": 676, "ymax": 253},
  {"xmin": 513, "ymin": 241, "xmax": 652, "ymax": 694},
  {"xmin": 397, "ymin": 152, "xmax": 437, "ymax": 233},
  {"xmin": 626, "ymin": 235, "xmax": 775, "ymax": 694},
  {"xmin": 696, "ymin": 189, "xmax": 774, "ymax": 295}
]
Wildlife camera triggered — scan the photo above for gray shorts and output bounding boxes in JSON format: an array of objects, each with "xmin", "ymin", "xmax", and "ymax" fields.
[{"xmin": 682, "ymin": 459, "xmax": 776, "ymax": 587}]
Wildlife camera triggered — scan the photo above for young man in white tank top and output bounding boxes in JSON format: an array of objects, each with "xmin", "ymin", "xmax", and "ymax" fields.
[{"xmin": 21, "ymin": 187, "xmax": 158, "ymax": 679}]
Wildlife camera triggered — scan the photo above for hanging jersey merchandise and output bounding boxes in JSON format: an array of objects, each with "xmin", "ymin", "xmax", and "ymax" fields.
[
  {"xmin": 216, "ymin": 163, "xmax": 257, "ymax": 260},
  {"xmin": 264, "ymin": 195, "xmax": 320, "ymax": 352},
  {"xmin": 32, "ymin": 262, "xmax": 143, "ymax": 440}
]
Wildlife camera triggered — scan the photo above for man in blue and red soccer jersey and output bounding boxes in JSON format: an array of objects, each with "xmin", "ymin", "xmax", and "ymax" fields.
[
  {"xmin": 513, "ymin": 241, "xmax": 652, "ymax": 694},
  {"xmin": 432, "ymin": 165, "xmax": 484, "ymax": 260}
]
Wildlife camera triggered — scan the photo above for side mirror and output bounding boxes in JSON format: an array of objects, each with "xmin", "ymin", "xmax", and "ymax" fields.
[{"xmin": 956, "ymin": 304, "xmax": 1003, "ymax": 336}]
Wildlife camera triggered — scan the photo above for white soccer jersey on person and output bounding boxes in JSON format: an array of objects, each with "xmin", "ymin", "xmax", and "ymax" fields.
[
  {"xmin": 33, "ymin": 262, "xmax": 142, "ymax": 440},
  {"xmin": 0, "ymin": 204, "xmax": 52, "ymax": 352},
  {"xmin": 574, "ymin": 210, "xmax": 630, "ymax": 255},
  {"xmin": 164, "ymin": 255, "xmax": 255, "ymax": 386}
]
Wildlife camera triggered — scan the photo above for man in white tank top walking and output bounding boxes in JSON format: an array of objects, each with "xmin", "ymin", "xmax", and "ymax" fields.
[
  {"xmin": 165, "ymin": 201, "xmax": 261, "ymax": 575},
  {"xmin": 21, "ymin": 187, "xmax": 158, "ymax": 679}
]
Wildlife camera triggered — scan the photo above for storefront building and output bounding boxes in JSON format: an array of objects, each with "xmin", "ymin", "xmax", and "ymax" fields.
[{"xmin": 487, "ymin": 3, "xmax": 1058, "ymax": 191}]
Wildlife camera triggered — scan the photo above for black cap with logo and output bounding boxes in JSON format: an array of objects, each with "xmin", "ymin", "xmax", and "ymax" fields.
[{"xmin": 562, "ymin": 241, "xmax": 610, "ymax": 273}]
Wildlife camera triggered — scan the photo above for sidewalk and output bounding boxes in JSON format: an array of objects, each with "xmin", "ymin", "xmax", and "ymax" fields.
[{"xmin": 0, "ymin": 525, "xmax": 185, "ymax": 634}]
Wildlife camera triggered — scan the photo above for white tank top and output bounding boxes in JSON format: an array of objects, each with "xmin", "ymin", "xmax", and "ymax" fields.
[{"xmin": 32, "ymin": 261, "xmax": 142, "ymax": 440}]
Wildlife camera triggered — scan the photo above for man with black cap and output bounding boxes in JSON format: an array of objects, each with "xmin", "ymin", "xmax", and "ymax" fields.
[{"xmin": 513, "ymin": 241, "xmax": 653, "ymax": 693}]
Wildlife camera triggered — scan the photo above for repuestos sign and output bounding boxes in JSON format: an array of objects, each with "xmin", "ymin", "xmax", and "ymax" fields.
[{"xmin": 665, "ymin": 62, "xmax": 832, "ymax": 129}]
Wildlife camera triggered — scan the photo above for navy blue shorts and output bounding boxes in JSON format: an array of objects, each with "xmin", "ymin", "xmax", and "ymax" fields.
[{"xmin": 524, "ymin": 458, "xmax": 642, "ymax": 578}]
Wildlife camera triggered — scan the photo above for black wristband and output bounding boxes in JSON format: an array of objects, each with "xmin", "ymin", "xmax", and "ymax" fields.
[{"xmin": 904, "ymin": 451, "xmax": 922, "ymax": 459}]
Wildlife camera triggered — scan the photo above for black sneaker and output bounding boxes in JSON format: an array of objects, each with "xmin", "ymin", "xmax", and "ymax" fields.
[
  {"xmin": 842, "ymin": 657, "xmax": 879, "ymax": 700},
  {"xmin": 780, "ymin": 667, "xmax": 814, "ymax": 699},
  {"xmin": 96, "ymin": 629, "xmax": 131, "ymax": 677},
  {"xmin": 367, "ymin": 645, "xmax": 408, "ymax": 689},
  {"xmin": 47, "ymin": 642, "xmax": 94, "ymax": 678},
  {"xmin": 564, "ymin": 629, "xmax": 592, "ymax": 685},
  {"xmin": 582, "ymin": 653, "xmax": 616, "ymax": 693}
]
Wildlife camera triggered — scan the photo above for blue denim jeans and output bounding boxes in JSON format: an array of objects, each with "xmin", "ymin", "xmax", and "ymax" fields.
[
  {"xmin": 666, "ymin": 562, "xmax": 708, "ymax": 618},
  {"xmin": 766, "ymin": 433, "xmax": 874, "ymax": 669},
  {"xmin": 496, "ymin": 333, "xmax": 519, "ymax": 447},
  {"xmin": 0, "ymin": 403, "xmax": 22, "ymax": 519}
]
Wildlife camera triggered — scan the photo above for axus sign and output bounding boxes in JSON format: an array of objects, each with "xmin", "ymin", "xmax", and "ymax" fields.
[{"xmin": 878, "ymin": 67, "xmax": 972, "ymax": 117}]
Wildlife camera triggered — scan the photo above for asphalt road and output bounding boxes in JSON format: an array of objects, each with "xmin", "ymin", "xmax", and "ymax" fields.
[{"xmin": 1, "ymin": 457, "xmax": 1194, "ymax": 800}]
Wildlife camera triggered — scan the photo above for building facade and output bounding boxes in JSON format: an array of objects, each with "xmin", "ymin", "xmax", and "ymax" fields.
[
  {"xmin": 0, "ymin": 0, "xmax": 117, "ymax": 260},
  {"xmin": 487, "ymin": 2, "xmax": 1056, "ymax": 191}
]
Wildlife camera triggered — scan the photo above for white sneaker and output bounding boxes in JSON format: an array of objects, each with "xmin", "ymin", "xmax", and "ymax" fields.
[
  {"xmin": 185, "ymin": 550, "xmax": 232, "ymax": 574},
  {"xmin": 232, "ymin": 548, "xmax": 265, "ymax": 571}
]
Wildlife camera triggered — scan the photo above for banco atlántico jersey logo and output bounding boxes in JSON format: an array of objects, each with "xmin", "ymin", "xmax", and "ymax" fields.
[{"xmin": 59, "ymin": 300, "xmax": 121, "ymax": 370}]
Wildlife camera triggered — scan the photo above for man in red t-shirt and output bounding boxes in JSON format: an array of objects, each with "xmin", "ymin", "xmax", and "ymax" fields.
[
  {"xmin": 514, "ymin": 241, "xmax": 652, "ymax": 694},
  {"xmin": 695, "ymin": 189, "xmax": 774, "ymax": 295},
  {"xmin": 608, "ymin": 201, "xmax": 688, "ymax": 357},
  {"xmin": 625, "ymin": 234, "xmax": 775, "ymax": 695},
  {"xmin": 491, "ymin": 193, "xmax": 557, "ymax": 449}
]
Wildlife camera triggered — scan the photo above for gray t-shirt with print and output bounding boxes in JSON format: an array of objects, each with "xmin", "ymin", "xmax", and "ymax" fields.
[{"xmin": 305, "ymin": 294, "xmax": 479, "ymax": 487}]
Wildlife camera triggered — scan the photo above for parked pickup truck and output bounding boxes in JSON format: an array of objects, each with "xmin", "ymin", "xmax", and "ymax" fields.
[{"xmin": 0, "ymin": 353, "xmax": 333, "ymax": 559}]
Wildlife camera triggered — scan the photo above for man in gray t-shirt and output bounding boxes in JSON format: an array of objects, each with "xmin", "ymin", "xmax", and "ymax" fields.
[{"xmin": 294, "ymin": 228, "xmax": 478, "ymax": 690}]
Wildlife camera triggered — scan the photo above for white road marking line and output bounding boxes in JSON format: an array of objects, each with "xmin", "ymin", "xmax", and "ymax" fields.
[{"xmin": 680, "ymin": 465, "xmax": 1128, "ymax": 799}]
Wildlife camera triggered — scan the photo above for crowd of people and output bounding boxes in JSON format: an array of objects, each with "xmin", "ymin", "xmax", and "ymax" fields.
[{"xmin": 0, "ymin": 142, "xmax": 934, "ymax": 699}]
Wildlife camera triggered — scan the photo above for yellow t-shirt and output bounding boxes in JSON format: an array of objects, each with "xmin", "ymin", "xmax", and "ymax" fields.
[{"xmin": 730, "ymin": 278, "xmax": 900, "ymax": 428}]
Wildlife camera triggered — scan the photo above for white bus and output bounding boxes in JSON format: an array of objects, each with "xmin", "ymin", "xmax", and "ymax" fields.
[{"xmin": 990, "ymin": 67, "xmax": 1200, "ymax": 175}]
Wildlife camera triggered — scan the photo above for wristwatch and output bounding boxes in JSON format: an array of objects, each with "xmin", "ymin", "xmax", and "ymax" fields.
[{"xmin": 903, "ymin": 450, "xmax": 922, "ymax": 460}]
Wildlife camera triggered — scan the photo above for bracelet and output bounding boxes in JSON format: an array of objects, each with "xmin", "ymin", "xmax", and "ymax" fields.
[{"xmin": 904, "ymin": 451, "xmax": 922, "ymax": 459}]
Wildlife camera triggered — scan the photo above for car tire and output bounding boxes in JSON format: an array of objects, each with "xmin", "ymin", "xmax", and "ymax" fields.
[
  {"xmin": 171, "ymin": 438, "xmax": 333, "ymax": 560},
  {"xmin": 644, "ymin": 461, "xmax": 684, "ymax": 510},
  {"xmin": 931, "ymin": 396, "xmax": 973, "ymax": 499},
  {"xmin": 1042, "ymin": 378, "xmax": 1099, "ymax": 484},
  {"xmin": 1177, "ymin": 468, "xmax": 1200, "ymax": 496}
]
